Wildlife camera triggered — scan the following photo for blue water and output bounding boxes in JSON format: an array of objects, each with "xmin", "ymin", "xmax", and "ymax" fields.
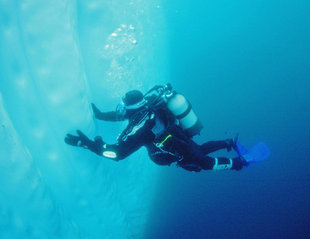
[{"xmin": 0, "ymin": 0, "xmax": 309, "ymax": 238}]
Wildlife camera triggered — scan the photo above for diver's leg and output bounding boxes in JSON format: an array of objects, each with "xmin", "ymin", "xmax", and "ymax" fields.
[
  {"xmin": 177, "ymin": 162, "xmax": 202, "ymax": 172},
  {"xmin": 178, "ymin": 144, "xmax": 246, "ymax": 171},
  {"xmin": 199, "ymin": 141, "xmax": 229, "ymax": 154},
  {"xmin": 200, "ymin": 135, "xmax": 238, "ymax": 154},
  {"xmin": 198, "ymin": 156, "xmax": 247, "ymax": 171},
  {"xmin": 174, "ymin": 137, "xmax": 247, "ymax": 171},
  {"xmin": 177, "ymin": 156, "xmax": 246, "ymax": 171}
]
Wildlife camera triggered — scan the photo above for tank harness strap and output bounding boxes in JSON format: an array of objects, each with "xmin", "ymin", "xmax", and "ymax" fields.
[{"xmin": 176, "ymin": 101, "xmax": 192, "ymax": 120}]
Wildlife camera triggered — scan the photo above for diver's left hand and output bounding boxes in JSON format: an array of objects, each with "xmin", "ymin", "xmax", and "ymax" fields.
[
  {"xmin": 64, "ymin": 133, "xmax": 81, "ymax": 146},
  {"xmin": 64, "ymin": 130, "xmax": 89, "ymax": 147}
]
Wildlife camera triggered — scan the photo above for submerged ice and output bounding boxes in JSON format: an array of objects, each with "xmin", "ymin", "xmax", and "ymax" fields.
[{"xmin": 0, "ymin": 0, "xmax": 167, "ymax": 238}]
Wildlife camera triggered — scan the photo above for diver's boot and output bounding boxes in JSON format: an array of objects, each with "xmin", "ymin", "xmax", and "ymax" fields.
[
  {"xmin": 225, "ymin": 134, "xmax": 239, "ymax": 152},
  {"xmin": 231, "ymin": 156, "xmax": 249, "ymax": 170}
]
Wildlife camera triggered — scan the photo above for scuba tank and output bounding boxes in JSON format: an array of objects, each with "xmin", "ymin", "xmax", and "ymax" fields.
[{"xmin": 144, "ymin": 83, "xmax": 203, "ymax": 137}]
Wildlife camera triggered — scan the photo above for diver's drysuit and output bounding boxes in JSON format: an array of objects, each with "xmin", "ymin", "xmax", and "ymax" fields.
[{"xmin": 65, "ymin": 85, "xmax": 246, "ymax": 172}]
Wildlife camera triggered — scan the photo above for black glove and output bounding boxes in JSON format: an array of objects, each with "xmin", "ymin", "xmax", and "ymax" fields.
[
  {"xmin": 65, "ymin": 130, "xmax": 105, "ymax": 156},
  {"xmin": 65, "ymin": 133, "xmax": 81, "ymax": 146},
  {"xmin": 64, "ymin": 130, "xmax": 89, "ymax": 147},
  {"xmin": 91, "ymin": 103, "xmax": 102, "ymax": 119}
]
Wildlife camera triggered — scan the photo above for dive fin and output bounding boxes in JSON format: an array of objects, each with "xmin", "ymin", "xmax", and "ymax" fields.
[
  {"xmin": 235, "ymin": 139, "xmax": 249, "ymax": 156},
  {"xmin": 236, "ymin": 140, "xmax": 270, "ymax": 163}
]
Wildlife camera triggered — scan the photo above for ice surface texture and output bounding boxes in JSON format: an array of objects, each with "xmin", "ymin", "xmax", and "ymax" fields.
[{"xmin": 0, "ymin": 0, "xmax": 167, "ymax": 238}]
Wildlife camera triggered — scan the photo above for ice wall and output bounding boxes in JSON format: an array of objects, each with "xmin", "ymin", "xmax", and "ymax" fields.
[{"xmin": 0, "ymin": 0, "xmax": 167, "ymax": 238}]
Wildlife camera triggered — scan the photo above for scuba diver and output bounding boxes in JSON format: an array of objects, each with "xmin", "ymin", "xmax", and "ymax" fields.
[{"xmin": 65, "ymin": 84, "xmax": 269, "ymax": 172}]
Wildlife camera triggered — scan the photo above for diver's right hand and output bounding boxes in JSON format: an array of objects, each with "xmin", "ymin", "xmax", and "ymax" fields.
[{"xmin": 91, "ymin": 103, "xmax": 102, "ymax": 118}]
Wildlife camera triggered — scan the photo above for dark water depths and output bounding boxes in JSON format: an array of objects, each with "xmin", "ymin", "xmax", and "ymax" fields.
[{"xmin": 146, "ymin": 1, "xmax": 310, "ymax": 238}]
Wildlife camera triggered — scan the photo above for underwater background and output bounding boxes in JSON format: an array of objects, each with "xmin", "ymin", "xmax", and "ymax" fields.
[{"xmin": 0, "ymin": 0, "xmax": 309, "ymax": 238}]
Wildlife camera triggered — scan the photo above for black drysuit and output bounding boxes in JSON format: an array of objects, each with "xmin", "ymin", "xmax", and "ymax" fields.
[{"xmin": 83, "ymin": 107, "xmax": 244, "ymax": 172}]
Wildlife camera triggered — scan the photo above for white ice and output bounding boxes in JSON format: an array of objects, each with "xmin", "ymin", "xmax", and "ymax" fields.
[{"xmin": 0, "ymin": 0, "xmax": 168, "ymax": 238}]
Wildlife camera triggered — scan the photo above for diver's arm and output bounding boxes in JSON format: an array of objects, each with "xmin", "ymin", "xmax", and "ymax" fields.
[
  {"xmin": 66, "ymin": 111, "xmax": 153, "ymax": 161},
  {"xmin": 65, "ymin": 128, "xmax": 146, "ymax": 161},
  {"xmin": 64, "ymin": 130, "xmax": 138, "ymax": 161},
  {"xmin": 91, "ymin": 103, "xmax": 124, "ymax": 121},
  {"xmin": 102, "ymin": 114, "xmax": 154, "ymax": 161},
  {"xmin": 100, "ymin": 143, "xmax": 137, "ymax": 161}
]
